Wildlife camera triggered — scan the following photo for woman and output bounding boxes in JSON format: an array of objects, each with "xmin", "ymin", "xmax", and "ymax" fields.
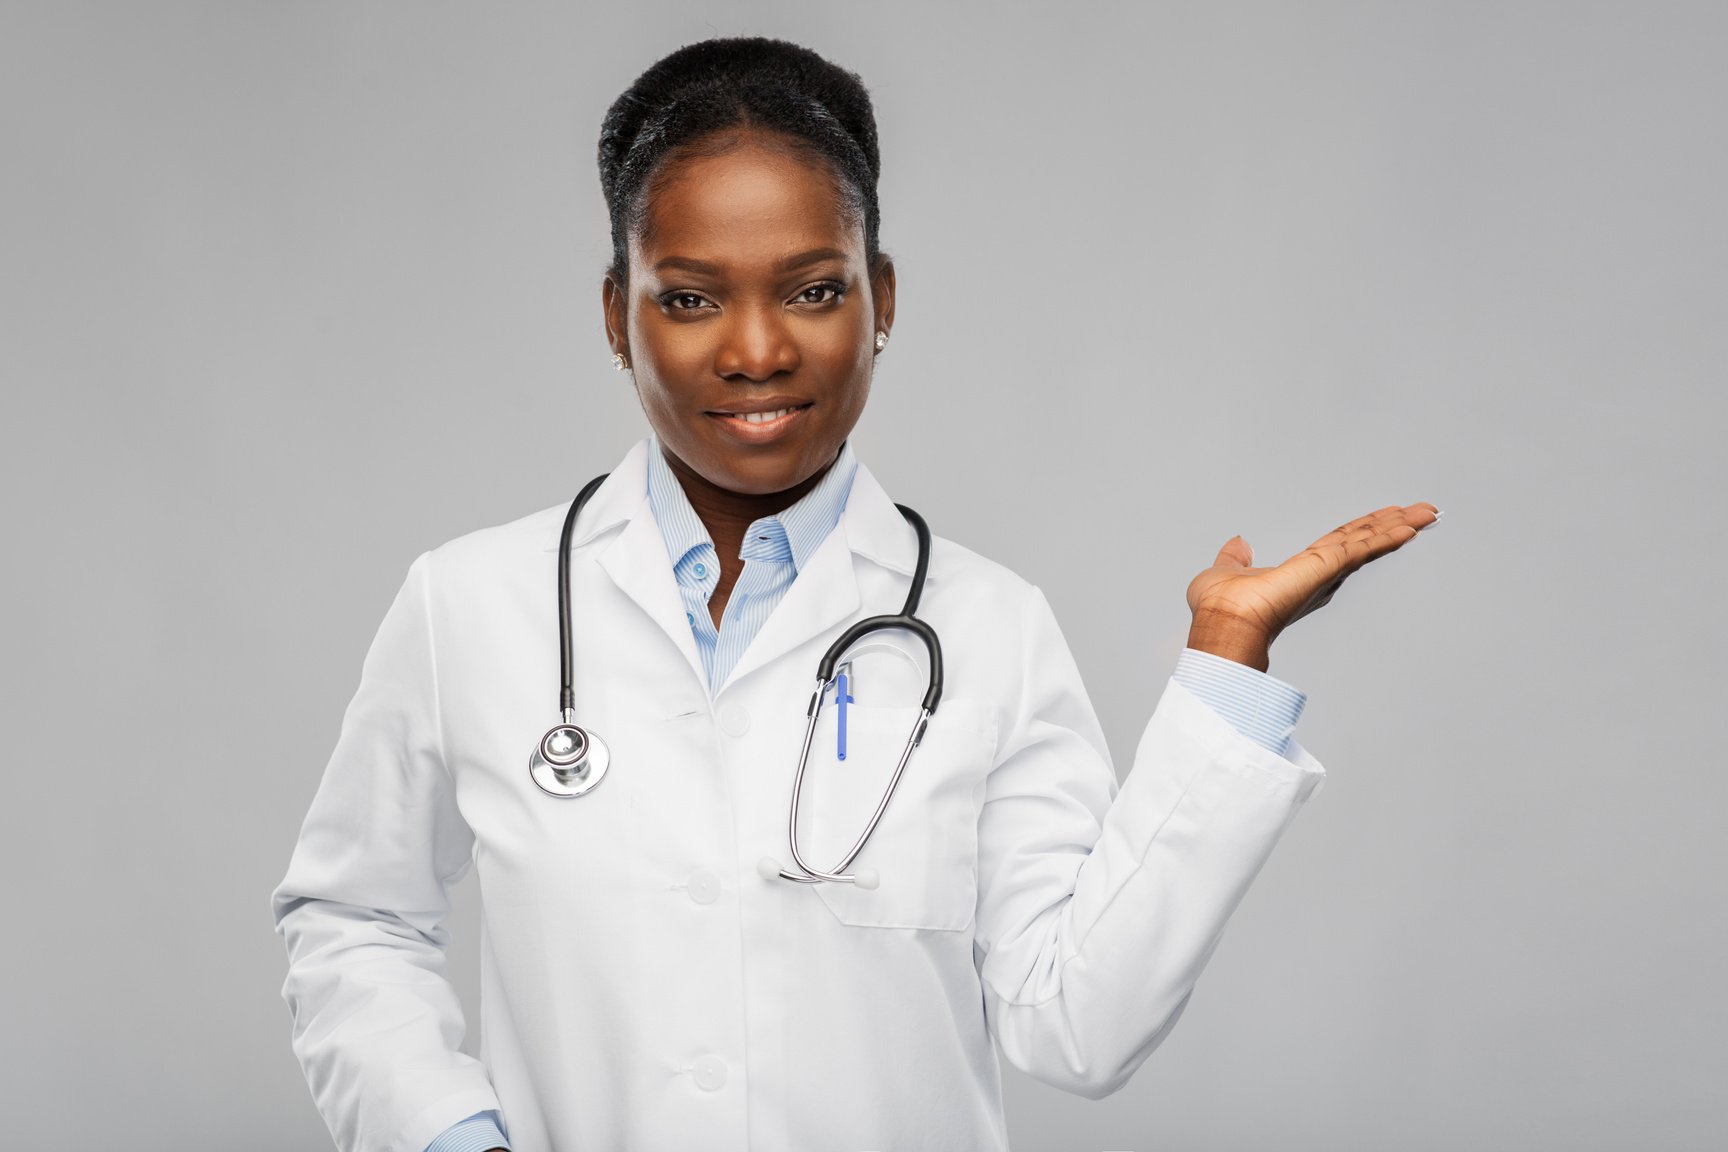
[{"xmin": 272, "ymin": 37, "xmax": 1438, "ymax": 1152}]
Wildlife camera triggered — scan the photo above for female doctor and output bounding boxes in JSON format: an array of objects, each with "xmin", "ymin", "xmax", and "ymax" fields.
[{"xmin": 271, "ymin": 36, "xmax": 1440, "ymax": 1152}]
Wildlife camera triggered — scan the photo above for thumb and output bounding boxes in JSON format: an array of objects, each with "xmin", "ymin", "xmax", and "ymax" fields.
[{"xmin": 1213, "ymin": 534, "xmax": 1253, "ymax": 568}]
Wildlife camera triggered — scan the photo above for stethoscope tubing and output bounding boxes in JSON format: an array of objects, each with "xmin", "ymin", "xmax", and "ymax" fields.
[
  {"xmin": 781, "ymin": 686, "xmax": 932, "ymax": 884},
  {"xmin": 544, "ymin": 471, "xmax": 943, "ymax": 886},
  {"xmin": 557, "ymin": 472, "xmax": 611, "ymax": 717}
]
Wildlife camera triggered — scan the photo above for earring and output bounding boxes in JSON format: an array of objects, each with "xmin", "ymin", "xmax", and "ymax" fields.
[
  {"xmin": 874, "ymin": 330, "xmax": 888, "ymax": 352},
  {"xmin": 611, "ymin": 352, "xmax": 629, "ymax": 372}
]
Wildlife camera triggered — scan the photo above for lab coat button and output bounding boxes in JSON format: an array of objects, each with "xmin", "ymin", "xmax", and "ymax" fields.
[
  {"xmin": 718, "ymin": 704, "xmax": 750, "ymax": 737},
  {"xmin": 692, "ymin": 1054, "xmax": 728, "ymax": 1091},
  {"xmin": 687, "ymin": 869, "xmax": 720, "ymax": 905}
]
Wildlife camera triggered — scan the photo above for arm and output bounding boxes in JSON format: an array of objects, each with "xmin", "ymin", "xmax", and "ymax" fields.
[
  {"xmin": 270, "ymin": 552, "xmax": 506, "ymax": 1151},
  {"xmin": 972, "ymin": 586, "xmax": 1326, "ymax": 1099},
  {"xmin": 974, "ymin": 502, "xmax": 1436, "ymax": 1097}
]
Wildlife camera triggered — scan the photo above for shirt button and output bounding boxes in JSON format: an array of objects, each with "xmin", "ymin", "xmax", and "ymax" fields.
[
  {"xmin": 686, "ymin": 611, "xmax": 696, "ymax": 626},
  {"xmin": 687, "ymin": 869, "xmax": 720, "ymax": 905},
  {"xmin": 692, "ymin": 562, "xmax": 708, "ymax": 578},
  {"xmin": 718, "ymin": 704, "xmax": 750, "ymax": 737},
  {"xmin": 692, "ymin": 1054, "xmax": 728, "ymax": 1091}
]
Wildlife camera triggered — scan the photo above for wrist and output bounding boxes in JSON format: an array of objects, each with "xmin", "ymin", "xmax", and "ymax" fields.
[{"xmin": 1186, "ymin": 611, "xmax": 1272, "ymax": 673}]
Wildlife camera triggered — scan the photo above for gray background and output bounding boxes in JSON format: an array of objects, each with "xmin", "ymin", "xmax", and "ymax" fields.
[{"xmin": 2, "ymin": 1, "xmax": 1722, "ymax": 1149}]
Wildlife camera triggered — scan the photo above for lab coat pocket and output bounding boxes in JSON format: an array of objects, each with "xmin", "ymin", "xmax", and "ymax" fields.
[{"xmin": 803, "ymin": 698, "xmax": 997, "ymax": 931}]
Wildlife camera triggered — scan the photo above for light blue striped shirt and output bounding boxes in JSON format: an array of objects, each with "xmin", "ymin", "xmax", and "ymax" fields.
[
  {"xmin": 647, "ymin": 432, "xmax": 859, "ymax": 693},
  {"xmin": 422, "ymin": 444, "xmax": 1307, "ymax": 1152},
  {"xmin": 425, "ymin": 1112, "xmax": 510, "ymax": 1152}
]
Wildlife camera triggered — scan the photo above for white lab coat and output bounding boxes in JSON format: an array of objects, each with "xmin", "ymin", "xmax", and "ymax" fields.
[{"xmin": 271, "ymin": 436, "xmax": 1327, "ymax": 1152}]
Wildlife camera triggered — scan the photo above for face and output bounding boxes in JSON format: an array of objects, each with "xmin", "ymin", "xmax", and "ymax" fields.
[{"xmin": 603, "ymin": 131, "xmax": 894, "ymax": 498}]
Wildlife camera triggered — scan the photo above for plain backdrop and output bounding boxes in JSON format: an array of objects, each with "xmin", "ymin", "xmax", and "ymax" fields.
[{"xmin": 2, "ymin": 2, "xmax": 1723, "ymax": 1149}]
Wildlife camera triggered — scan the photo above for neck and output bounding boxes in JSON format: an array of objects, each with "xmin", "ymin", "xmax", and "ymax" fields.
[{"xmin": 662, "ymin": 446, "xmax": 838, "ymax": 550}]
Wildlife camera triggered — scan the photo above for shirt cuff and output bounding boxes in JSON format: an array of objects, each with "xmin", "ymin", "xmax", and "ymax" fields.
[
  {"xmin": 1172, "ymin": 646, "xmax": 1307, "ymax": 759},
  {"xmin": 424, "ymin": 1110, "xmax": 511, "ymax": 1152}
]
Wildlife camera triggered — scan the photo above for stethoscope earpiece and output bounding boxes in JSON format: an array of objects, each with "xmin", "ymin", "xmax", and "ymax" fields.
[{"xmin": 755, "ymin": 856, "xmax": 881, "ymax": 891}]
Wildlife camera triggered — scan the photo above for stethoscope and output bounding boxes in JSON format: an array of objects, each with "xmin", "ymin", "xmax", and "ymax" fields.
[{"xmin": 529, "ymin": 472, "xmax": 943, "ymax": 890}]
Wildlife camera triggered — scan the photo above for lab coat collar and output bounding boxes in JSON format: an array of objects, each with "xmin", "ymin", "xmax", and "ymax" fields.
[
  {"xmin": 837, "ymin": 456, "xmax": 920, "ymax": 579},
  {"xmin": 538, "ymin": 436, "xmax": 654, "ymax": 552},
  {"xmin": 538, "ymin": 436, "xmax": 922, "ymax": 697},
  {"xmin": 536, "ymin": 438, "xmax": 707, "ymax": 689},
  {"xmin": 713, "ymin": 454, "xmax": 921, "ymax": 694}
]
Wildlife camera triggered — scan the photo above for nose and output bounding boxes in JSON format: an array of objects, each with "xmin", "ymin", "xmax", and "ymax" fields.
[{"xmin": 714, "ymin": 302, "xmax": 800, "ymax": 382}]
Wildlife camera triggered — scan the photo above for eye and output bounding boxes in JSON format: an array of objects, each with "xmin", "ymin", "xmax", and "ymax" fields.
[
  {"xmin": 792, "ymin": 280, "xmax": 846, "ymax": 306},
  {"xmin": 658, "ymin": 291, "xmax": 714, "ymax": 313}
]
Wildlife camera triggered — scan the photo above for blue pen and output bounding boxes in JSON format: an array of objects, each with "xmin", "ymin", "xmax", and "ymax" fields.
[{"xmin": 835, "ymin": 663, "xmax": 854, "ymax": 760}]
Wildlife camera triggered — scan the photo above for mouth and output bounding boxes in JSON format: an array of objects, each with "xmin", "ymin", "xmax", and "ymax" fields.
[{"xmin": 705, "ymin": 401, "xmax": 814, "ymax": 441}]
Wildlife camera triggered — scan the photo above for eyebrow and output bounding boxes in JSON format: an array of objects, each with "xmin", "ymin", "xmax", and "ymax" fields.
[{"xmin": 653, "ymin": 247, "xmax": 851, "ymax": 276}]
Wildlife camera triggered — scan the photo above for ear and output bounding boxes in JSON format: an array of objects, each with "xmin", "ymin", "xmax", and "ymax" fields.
[
  {"xmin": 602, "ymin": 271, "xmax": 629, "ymax": 362},
  {"xmin": 869, "ymin": 252, "xmax": 896, "ymax": 349}
]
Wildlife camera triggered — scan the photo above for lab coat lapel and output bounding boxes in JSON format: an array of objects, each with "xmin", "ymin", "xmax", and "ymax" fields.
[
  {"xmin": 544, "ymin": 438, "xmax": 707, "ymax": 691},
  {"xmin": 595, "ymin": 500, "xmax": 708, "ymax": 690},
  {"xmin": 836, "ymin": 462, "xmax": 921, "ymax": 580},
  {"xmin": 716, "ymin": 461, "xmax": 919, "ymax": 696}
]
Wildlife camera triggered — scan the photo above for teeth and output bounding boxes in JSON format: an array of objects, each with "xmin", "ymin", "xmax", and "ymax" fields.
[{"xmin": 733, "ymin": 407, "xmax": 795, "ymax": 424}]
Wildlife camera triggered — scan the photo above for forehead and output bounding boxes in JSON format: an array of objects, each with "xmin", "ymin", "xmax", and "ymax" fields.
[{"xmin": 631, "ymin": 135, "xmax": 864, "ymax": 270}]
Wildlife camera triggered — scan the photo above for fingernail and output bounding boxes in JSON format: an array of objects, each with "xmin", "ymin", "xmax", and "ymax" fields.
[{"xmin": 1416, "ymin": 509, "xmax": 1444, "ymax": 532}]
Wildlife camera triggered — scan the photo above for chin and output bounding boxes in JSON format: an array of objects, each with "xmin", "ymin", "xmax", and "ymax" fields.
[{"xmin": 713, "ymin": 448, "xmax": 824, "ymax": 496}]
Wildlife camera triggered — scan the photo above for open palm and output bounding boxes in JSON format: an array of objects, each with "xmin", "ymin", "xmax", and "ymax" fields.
[{"xmin": 1186, "ymin": 503, "xmax": 1441, "ymax": 644}]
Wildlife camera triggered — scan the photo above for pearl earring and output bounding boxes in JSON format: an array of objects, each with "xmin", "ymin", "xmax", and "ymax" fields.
[
  {"xmin": 874, "ymin": 330, "xmax": 888, "ymax": 352},
  {"xmin": 611, "ymin": 352, "xmax": 629, "ymax": 372}
]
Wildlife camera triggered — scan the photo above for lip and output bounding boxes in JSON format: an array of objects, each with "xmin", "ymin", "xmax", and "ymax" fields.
[
  {"xmin": 704, "ymin": 399, "xmax": 813, "ymax": 444},
  {"xmin": 705, "ymin": 395, "xmax": 813, "ymax": 416}
]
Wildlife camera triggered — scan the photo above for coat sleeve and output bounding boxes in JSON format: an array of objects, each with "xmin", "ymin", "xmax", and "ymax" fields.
[
  {"xmin": 270, "ymin": 551, "xmax": 505, "ymax": 1152},
  {"xmin": 972, "ymin": 584, "xmax": 1328, "ymax": 1100}
]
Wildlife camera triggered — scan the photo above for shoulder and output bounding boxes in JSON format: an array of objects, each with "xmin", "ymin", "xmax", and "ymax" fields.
[
  {"xmin": 846, "ymin": 459, "xmax": 1038, "ymax": 613},
  {"xmin": 414, "ymin": 500, "xmax": 572, "ymax": 604},
  {"xmin": 928, "ymin": 531, "xmax": 1034, "ymax": 601},
  {"xmin": 418, "ymin": 441, "xmax": 649, "ymax": 585},
  {"xmin": 432, "ymin": 500, "xmax": 564, "ymax": 561},
  {"xmin": 442, "ymin": 500, "xmax": 568, "ymax": 555},
  {"xmin": 418, "ymin": 438, "xmax": 650, "ymax": 587},
  {"xmin": 922, "ymin": 529, "xmax": 1049, "ymax": 653}
]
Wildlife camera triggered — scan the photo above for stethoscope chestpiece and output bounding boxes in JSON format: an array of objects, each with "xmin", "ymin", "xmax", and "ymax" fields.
[{"xmin": 529, "ymin": 709, "xmax": 611, "ymax": 798}]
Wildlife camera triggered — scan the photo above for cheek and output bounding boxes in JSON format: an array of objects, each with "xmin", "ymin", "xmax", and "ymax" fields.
[
  {"xmin": 637, "ymin": 383, "xmax": 703, "ymax": 450},
  {"xmin": 809, "ymin": 323, "xmax": 871, "ymax": 384},
  {"xmin": 633, "ymin": 320, "xmax": 711, "ymax": 382}
]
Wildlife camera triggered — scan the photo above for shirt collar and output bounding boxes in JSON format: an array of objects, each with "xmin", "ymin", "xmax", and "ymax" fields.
[{"xmin": 645, "ymin": 431, "xmax": 859, "ymax": 573}]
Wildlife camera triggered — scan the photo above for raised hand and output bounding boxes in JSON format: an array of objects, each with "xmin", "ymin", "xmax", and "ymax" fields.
[{"xmin": 1184, "ymin": 503, "xmax": 1442, "ymax": 672}]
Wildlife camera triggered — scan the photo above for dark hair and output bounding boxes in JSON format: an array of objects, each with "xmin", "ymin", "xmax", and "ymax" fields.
[{"xmin": 597, "ymin": 37, "xmax": 882, "ymax": 286}]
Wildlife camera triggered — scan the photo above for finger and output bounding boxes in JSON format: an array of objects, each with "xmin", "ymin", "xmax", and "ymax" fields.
[
  {"xmin": 1314, "ymin": 504, "xmax": 1413, "ymax": 544},
  {"xmin": 1309, "ymin": 504, "xmax": 1438, "ymax": 554},
  {"xmin": 1293, "ymin": 507, "xmax": 1431, "ymax": 580},
  {"xmin": 1212, "ymin": 535, "xmax": 1253, "ymax": 569},
  {"xmin": 1308, "ymin": 522, "xmax": 1419, "ymax": 577}
]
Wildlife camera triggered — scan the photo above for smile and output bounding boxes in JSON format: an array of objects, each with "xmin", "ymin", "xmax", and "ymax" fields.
[
  {"xmin": 707, "ymin": 402, "xmax": 814, "ymax": 441},
  {"xmin": 724, "ymin": 406, "xmax": 804, "ymax": 424}
]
